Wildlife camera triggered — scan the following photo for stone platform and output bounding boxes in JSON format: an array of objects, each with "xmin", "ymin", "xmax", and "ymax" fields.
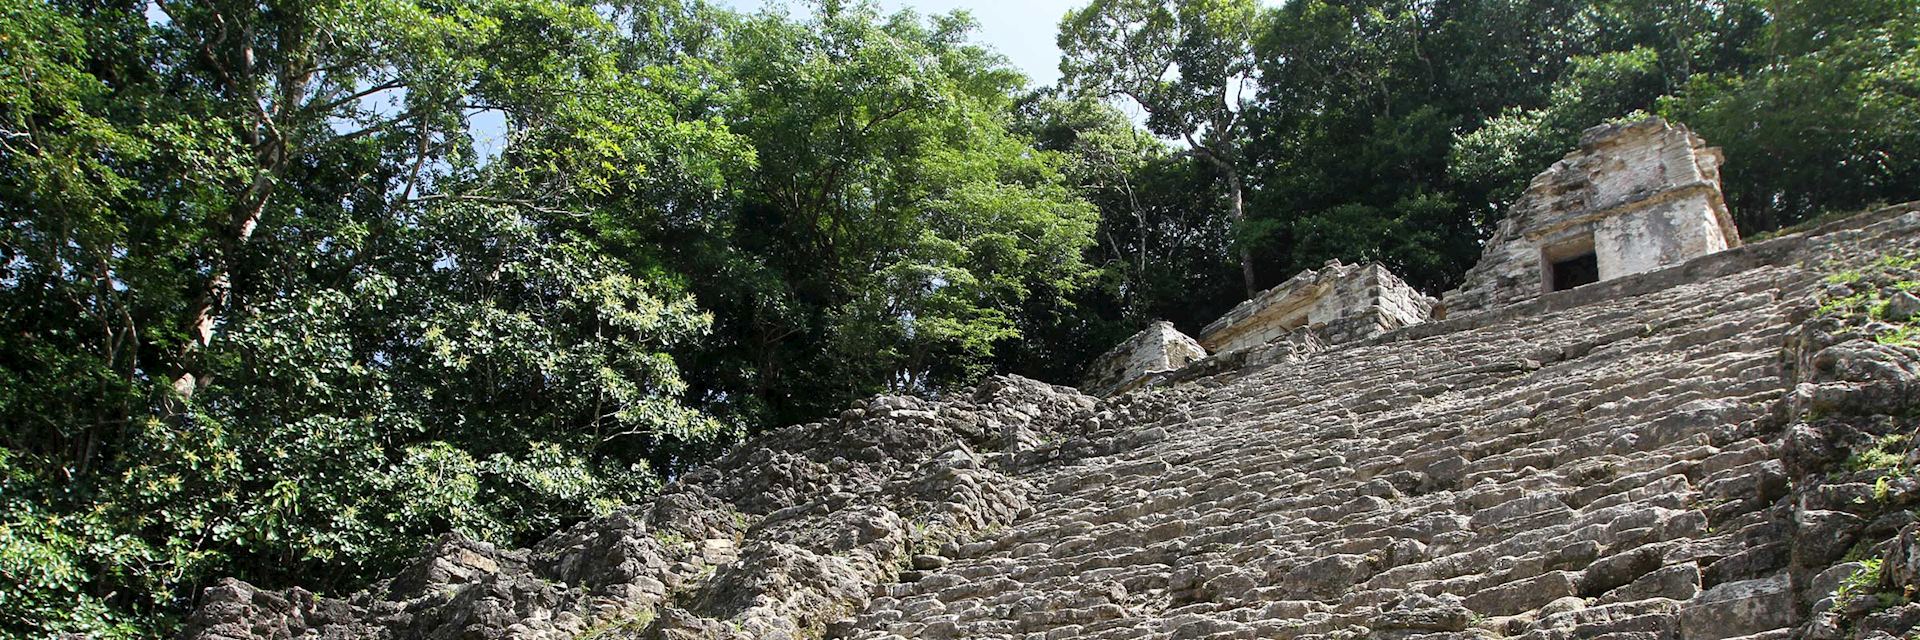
[{"xmin": 186, "ymin": 203, "xmax": 1920, "ymax": 640}]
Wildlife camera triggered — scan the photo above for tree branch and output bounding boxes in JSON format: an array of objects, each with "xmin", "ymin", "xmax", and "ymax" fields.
[
  {"xmin": 402, "ymin": 193, "xmax": 588, "ymax": 218},
  {"xmin": 307, "ymin": 80, "xmax": 407, "ymax": 116}
]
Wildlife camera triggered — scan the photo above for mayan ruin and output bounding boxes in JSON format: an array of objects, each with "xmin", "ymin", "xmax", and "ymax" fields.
[
  {"xmin": 11, "ymin": 0, "xmax": 1920, "ymax": 635},
  {"xmin": 176, "ymin": 117, "xmax": 1920, "ymax": 640},
  {"xmin": 1445, "ymin": 118, "xmax": 1743, "ymax": 314}
]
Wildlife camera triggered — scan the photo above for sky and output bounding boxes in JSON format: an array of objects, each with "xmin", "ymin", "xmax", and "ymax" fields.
[
  {"xmin": 715, "ymin": 0, "xmax": 1088, "ymax": 88},
  {"xmin": 471, "ymin": 0, "xmax": 1089, "ymax": 159},
  {"xmin": 473, "ymin": 0, "xmax": 1290, "ymax": 158}
]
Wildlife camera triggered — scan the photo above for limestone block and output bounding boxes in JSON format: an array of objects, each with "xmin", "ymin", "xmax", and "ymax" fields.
[
  {"xmin": 1678, "ymin": 573, "xmax": 1798, "ymax": 640},
  {"xmin": 1080, "ymin": 321, "xmax": 1207, "ymax": 397},
  {"xmin": 1197, "ymin": 260, "xmax": 1434, "ymax": 354},
  {"xmin": 1446, "ymin": 118, "xmax": 1741, "ymax": 315}
]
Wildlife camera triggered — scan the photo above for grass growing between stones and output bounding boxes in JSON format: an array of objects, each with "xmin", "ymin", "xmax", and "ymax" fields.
[
  {"xmin": 1804, "ymin": 250, "xmax": 1920, "ymax": 635},
  {"xmin": 1849, "ymin": 434, "xmax": 1912, "ymax": 473},
  {"xmin": 1837, "ymin": 559, "xmax": 1884, "ymax": 609},
  {"xmin": 576, "ymin": 607, "xmax": 658, "ymax": 640},
  {"xmin": 654, "ymin": 531, "xmax": 694, "ymax": 552},
  {"xmin": 1817, "ymin": 251, "xmax": 1920, "ymax": 347}
]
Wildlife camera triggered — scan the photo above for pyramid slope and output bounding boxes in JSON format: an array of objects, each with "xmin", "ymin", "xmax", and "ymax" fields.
[{"xmin": 186, "ymin": 204, "xmax": 1920, "ymax": 640}]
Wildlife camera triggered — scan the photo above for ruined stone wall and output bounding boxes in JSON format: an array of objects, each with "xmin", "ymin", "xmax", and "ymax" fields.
[
  {"xmin": 1316, "ymin": 262, "xmax": 1434, "ymax": 345},
  {"xmin": 189, "ymin": 203, "xmax": 1920, "ymax": 640},
  {"xmin": 1198, "ymin": 261, "xmax": 1434, "ymax": 354},
  {"xmin": 1447, "ymin": 118, "xmax": 1741, "ymax": 315},
  {"xmin": 1080, "ymin": 321, "xmax": 1207, "ymax": 397}
]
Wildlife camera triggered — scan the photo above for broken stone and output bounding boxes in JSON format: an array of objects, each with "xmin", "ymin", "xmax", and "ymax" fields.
[
  {"xmin": 1678, "ymin": 574, "xmax": 1799, "ymax": 640},
  {"xmin": 1446, "ymin": 117, "xmax": 1740, "ymax": 314},
  {"xmin": 1081, "ymin": 321, "xmax": 1207, "ymax": 397}
]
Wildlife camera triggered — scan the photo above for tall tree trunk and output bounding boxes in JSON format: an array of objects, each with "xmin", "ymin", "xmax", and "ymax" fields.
[
  {"xmin": 1225, "ymin": 169, "xmax": 1256, "ymax": 299},
  {"xmin": 168, "ymin": 175, "xmax": 275, "ymax": 409},
  {"xmin": 162, "ymin": 18, "xmax": 309, "ymax": 410}
]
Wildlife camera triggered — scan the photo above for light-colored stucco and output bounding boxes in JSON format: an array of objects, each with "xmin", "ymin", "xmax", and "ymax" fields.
[
  {"xmin": 1444, "ymin": 118, "xmax": 1740, "ymax": 314},
  {"xmin": 1198, "ymin": 261, "xmax": 1434, "ymax": 355},
  {"xmin": 1080, "ymin": 321, "xmax": 1208, "ymax": 397}
]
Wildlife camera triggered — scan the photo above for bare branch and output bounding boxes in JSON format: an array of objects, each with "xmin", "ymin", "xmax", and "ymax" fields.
[{"xmin": 307, "ymin": 80, "xmax": 408, "ymax": 116}]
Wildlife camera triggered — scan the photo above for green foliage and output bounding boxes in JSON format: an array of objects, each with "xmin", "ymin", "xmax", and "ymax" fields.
[
  {"xmin": 1836, "ymin": 558, "xmax": 1885, "ymax": 608},
  {"xmin": 1847, "ymin": 434, "xmax": 1911, "ymax": 473},
  {"xmin": 1451, "ymin": 48, "xmax": 1667, "ymax": 214},
  {"xmin": 1243, "ymin": 0, "xmax": 1770, "ymax": 292},
  {"xmin": 0, "ymin": 0, "xmax": 740, "ymax": 634},
  {"xmin": 6, "ymin": 0, "xmax": 1920, "ymax": 635},
  {"xmin": 1815, "ymin": 251, "xmax": 1920, "ymax": 347},
  {"xmin": 1059, "ymin": 0, "xmax": 1263, "ymax": 295},
  {"xmin": 1661, "ymin": 0, "xmax": 1920, "ymax": 230},
  {"xmin": 665, "ymin": 3, "xmax": 1098, "ymax": 426},
  {"xmin": 1002, "ymin": 95, "xmax": 1246, "ymax": 378},
  {"xmin": 578, "ymin": 608, "xmax": 659, "ymax": 640},
  {"xmin": 1818, "ymin": 290, "xmax": 1885, "ymax": 319},
  {"xmin": 1881, "ymin": 323, "xmax": 1920, "ymax": 347}
]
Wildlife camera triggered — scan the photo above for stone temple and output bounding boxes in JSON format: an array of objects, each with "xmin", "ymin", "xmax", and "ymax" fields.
[
  {"xmin": 1080, "ymin": 321, "xmax": 1206, "ymax": 397},
  {"xmin": 1082, "ymin": 261, "xmax": 1435, "ymax": 397},
  {"xmin": 1445, "ymin": 118, "xmax": 1742, "ymax": 314},
  {"xmin": 1197, "ymin": 260, "xmax": 1434, "ymax": 354},
  {"xmin": 186, "ymin": 120, "xmax": 1920, "ymax": 640},
  {"xmin": 1081, "ymin": 116, "xmax": 1743, "ymax": 396}
]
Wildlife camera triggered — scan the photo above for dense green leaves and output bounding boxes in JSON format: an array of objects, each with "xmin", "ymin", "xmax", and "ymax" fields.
[
  {"xmin": 4, "ymin": 0, "xmax": 1919, "ymax": 635},
  {"xmin": 1, "ymin": 0, "xmax": 740, "ymax": 634},
  {"xmin": 1, "ymin": 1, "xmax": 1097, "ymax": 634},
  {"xmin": 1060, "ymin": 0, "xmax": 1263, "ymax": 296},
  {"xmin": 665, "ymin": 4, "xmax": 1097, "ymax": 427},
  {"xmin": 1663, "ymin": 0, "xmax": 1920, "ymax": 230}
]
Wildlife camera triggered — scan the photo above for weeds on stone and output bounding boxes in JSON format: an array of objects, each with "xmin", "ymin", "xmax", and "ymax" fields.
[
  {"xmin": 1878, "ymin": 253, "xmax": 1920, "ymax": 271},
  {"xmin": 655, "ymin": 531, "xmax": 694, "ymax": 551},
  {"xmin": 1847, "ymin": 434, "xmax": 1910, "ymax": 473},
  {"xmin": 1817, "ymin": 290, "xmax": 1886, "ymax": 319},
  {"xmin": 1835, "ymin": 559, "xmax": 1883, "ymax": 608},
  {"xmin": 1881, "ymin": 324, "xmax": 1920, "ymax": 347},
  {"xmin": 1835, "ymin": 432, "xmax": 1920, "ymax": 504},
  {"xmin": 577, "ymin": 607, "xmax": 658, "ymax": 640},
  {"xmin": 1815, "ymin": 250, "xmax": 1920, "ymax": 346}
]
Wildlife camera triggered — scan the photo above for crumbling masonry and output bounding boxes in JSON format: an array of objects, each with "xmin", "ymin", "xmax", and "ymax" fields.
[
  {"xmin": 1445, "ymin": 118, "xmax": 1741, "ymax": 314},
  {"xmin": 187, "ymin": 120, "xmax": 1920, "ymax": 640}
]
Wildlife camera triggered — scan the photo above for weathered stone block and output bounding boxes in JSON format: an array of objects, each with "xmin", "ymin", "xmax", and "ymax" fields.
[
  {"xmin": 1446, "ymin": 118, "xmax": 1740, "ymax": 315},
  {"xmin": 1678, "ymin": 573, "xmax": 1798, "ymax": 640},
  {"xmin": 1080, "ymin": 320, "xmax": 1206, "ymax": 396},
  {"xmin": 1198, "ymin": 261, "xmax": 1434, "ymax": 355}
]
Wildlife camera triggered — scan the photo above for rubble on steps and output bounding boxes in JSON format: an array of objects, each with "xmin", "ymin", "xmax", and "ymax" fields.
[
  {"xmin": 182, "ymin": 376, "xmax": 1116, "ymax": 639},
  {"xmin": 1081, "ymin": 321, "xmax": 1207, "ymax": 397},
  {"xmin": 188, "ymin": 203, "xmax": 1920, "ymax": 640}
]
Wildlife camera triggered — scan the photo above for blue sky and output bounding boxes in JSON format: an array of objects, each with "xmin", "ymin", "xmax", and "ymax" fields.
[{"xmin": 715, "ymin": 0, "xmax": 1088, "ymax": 88}]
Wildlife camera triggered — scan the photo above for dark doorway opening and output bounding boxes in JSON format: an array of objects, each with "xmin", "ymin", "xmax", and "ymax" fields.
[{"xmin": 1549, "ymin": 251, "xmax": 1600, "ymax": 292}]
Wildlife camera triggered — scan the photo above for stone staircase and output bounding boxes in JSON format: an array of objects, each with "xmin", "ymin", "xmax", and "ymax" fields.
[
  {"xmin": 184, "ymin": 204, "xmax": 1920, "ymax": 640},
  {"xmin": 832, "ymin": 205, "xmax": 1920, "ymax": 640}
]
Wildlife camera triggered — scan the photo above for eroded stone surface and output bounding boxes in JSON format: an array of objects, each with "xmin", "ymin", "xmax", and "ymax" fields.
[
  {"xmin": 183, "ymin": 377, "xmax": 1106, "ymax": 640},
  {"xmin": 1446, "ymin": 118, "xmax": 1741, "ymax": 315},
  {"xmin": 184, "ymin": 205, "xmax": 1920, "ymax": 640},
  {"xmin": 827, "ymin": 205, "xmax": 1919, "ymax": 640},
  {"xmin": 1082, "ymin": 321, "xmax": 1208, "ymax": 397},
  {"xmin": 1198, "ymin": 260, "xmax": 1434, "ymax": 355}
]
